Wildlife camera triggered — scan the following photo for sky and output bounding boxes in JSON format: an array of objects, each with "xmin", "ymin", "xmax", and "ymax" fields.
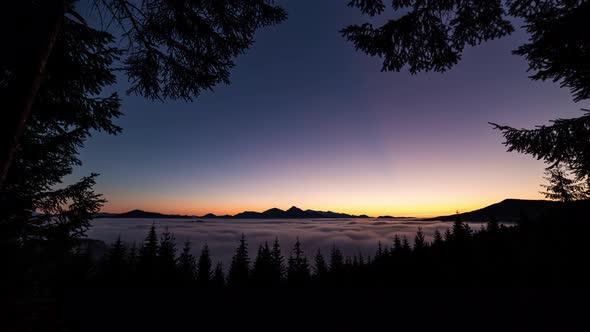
[{"xmin": 73, "ymin": 0, "xmax": 587, "ymax": 217}]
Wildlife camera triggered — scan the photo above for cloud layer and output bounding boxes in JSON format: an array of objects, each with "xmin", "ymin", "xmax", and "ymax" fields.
[{"xmin": 87, "ymin": 218, "xmax": 486, "ymax": 266}]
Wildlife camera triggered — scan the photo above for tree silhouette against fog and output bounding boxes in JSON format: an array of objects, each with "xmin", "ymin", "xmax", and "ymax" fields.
[
  {"xmin": 252, "ymin": 242, "xmax": 274, "ymax": 287},
  {"xmin": 196, "ymin": 243, "xmax": 212, "ymax": 288},
  {"xmin": 228, "ymin": 234, "xmax": 250, "ymax": 288},
  {"xmin": 138, "ymin": 223, "xmax": 159, "ymax": 281},
  {"xmin": 271, "ymin": 238, "xmax": 286, "ymax": 286},
  {"xmin": 287, "ymin": 238, "xmax": 310, "ymax": 287},
  {"xmin": 344, "ymin": 0, "xmax": 590, "ymax": 199},
  {"xmin": 313, "ymin": 250, "xmax": 329, "ymax": 284},
  {"xmin": 177, "ymin": 241, "xmax": 197, "ymax": 284}
]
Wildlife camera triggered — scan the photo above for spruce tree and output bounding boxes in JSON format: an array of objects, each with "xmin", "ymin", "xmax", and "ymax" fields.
[
  {"xmin": 432, "ymin": 230, "xmax": 444, "ymax": 249},
  {"xmin": 252, "ymin": 242, "xmax": 273, "ymax": 287},
  {"xmin": 139, "ymin": 223, "xmax": 159, "ymax": 280},
  {"xmin": 414, "ymin": 228, "xmax": 427, "ymax": 253},
  {"xmin": 313, "ymin": 250, "xmax": 328, "ymax": 281},
  {"xmin": 158, "ymin": 227, "xmax": 177, "ymax": 281},
  {"xmin": 393, "ymin": 235, "xmax": 402, "ymax": 254},
  {"xmin": 196, "ymin": 243, "xmax": 212, "ymax": 288},
  {"xmin": 401, "ymin": 236, "xmax": 411, "ymax": 255},
  {"xmin": 177, "ymin": 241, "xmax": 197, "ymax": 284},
  {"xmin": 287, "ymin": 238, "xmax": 310, "ymax": 287},
  {"xmin": 211, "ymin": 262, "xmax": 225, "ymax": 289},
  {"xmin": 329, "ymin": 245, "xmax": 344, "ymax": 276},
  {"xmin": 270, "ymin": 238, "xmax": 285, "ymax": 284},
  {"xmin": 103, "ymin": 236, "xmax": 128, "ymax": 282},
  {"xmin": 227, "ymin": 234, "xmax": 250, "ymax": 288}
]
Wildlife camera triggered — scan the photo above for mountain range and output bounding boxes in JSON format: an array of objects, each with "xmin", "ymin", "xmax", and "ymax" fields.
[
  {"xmin": 94, "ymin": 199, "xmax": 590, "ymax": 222},
  {"xmin": 94, "ymin": 206, "xmax": 369, "ymax": 219}
]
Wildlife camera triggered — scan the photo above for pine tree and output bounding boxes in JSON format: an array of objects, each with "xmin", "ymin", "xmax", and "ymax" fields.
[
  {"xmin": 432, "ymin": 230, "xmax": 444, "ymax": 249},
  {"xmin": 211, "ymin": 262, "xmax": 225, "ymax": 289},
  {"xmin": 444, "ymin": 229, "xmax": 453, "ymax": 242},
  {"xmin": 270, "ymin": 238, "xmax": 285, "ymax": 284},
  {"xmin": 177, "ymin": 241, "xmax": 197, "ymax": 284},
  {"xmin": 393, "ymin": 235, "xmax": 402, "ymax": 254},
  {"xmin": 287, "ymin": 238, "xmax": 310, "ymax": 287},
  {"xmin": 375, "ymin": 241, "xmax": 385, "ymax": 262},
  {"xmin": 452, "ymin": 213, "xmax": 471, "ymax": 243},
  {"xmin": 158, "ymin": 227, "xmax": 177, "ymax": 281},
  {"xmin": 401, "ymin": 236, "xmax": 411, "ymax": 254},
  {"xmin": 228, "ymin": 234, "xmax": 250, "ymax": 288},
  {"xmin": 252, "ymin": 242, "xmax": 273, "ymax": 287},
  {"xmin": 103, "ymin": 236, "xmax": 128, "ymax": 282},
  {"xmin": 329, "ymin": 244, "xmax": 344, "ymax": 276},
  {"xmin": 313, "ymin": 250, "xmax": 328, "ymax": 281},
  {"xmin": 139, "ymin": 223, "xmax": 159, "ymax": 280},
  {"xmin": 414, "ymin": 228, "xmax": 427, "ymax": 253},
  {"xmin": 196, "ymin": 243, "xmax": 212, "ymax": 288}
]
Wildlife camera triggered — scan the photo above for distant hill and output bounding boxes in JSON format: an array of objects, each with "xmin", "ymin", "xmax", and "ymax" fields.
[
  {"xmin": 428, "ymin": 199, "xmax": 590, "ymax": 223},
  {"xmin": 96, "ymin": 206, "xmax": 368, "ymax": 219},
  {"xmin": 95, "ymin": 209, "xmax": 196, "ymax": 219},
  {"xmin": 232, "ymin": 206, "xmax": 366, "ymax": 219}
]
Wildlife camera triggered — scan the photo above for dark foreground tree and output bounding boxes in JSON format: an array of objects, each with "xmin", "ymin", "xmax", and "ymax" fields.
[
  {"xmin": 177, "ymin": 241, "xmax": 197, "ymax": 284},
  {"xmin": 0, "ymin": 0, "xmax": 287, "ymax": 192},
  {"xmin": 0, "ymin": 11, "xmax": 119, "ymax": 249},
  {"xmin": 196, "ymin": 243, "xmax": 212, "ymax": 287},
  {"xmin": 287, "ymin": 238, "xmax": 310, "ymax": 286},
  {"xmin": 227, "ymin": 234, "xmax": 250, "ymax": 288},
  {"xmin": 344, "ymin": 0, "xmax": 590, "ymax": 197}
]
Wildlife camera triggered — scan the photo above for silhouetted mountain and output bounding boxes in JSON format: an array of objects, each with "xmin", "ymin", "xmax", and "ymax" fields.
[
  {"xmin": 429, "ymin": 199, "xmax": 590, "ymax": 222},
  {"xmin": 376, "ymin": 215, "xmax": 414, "ymax": 219},
  {"xmin": 232, "ymin": 206, "xmax": 366, "ymax": 219},
  {"xmin": 96, "ymin": 209, "xmax": 196, "ymax": 219},
  {"xmin": 95, "ymin": 205, "xmax": 374, "ymax": 219}
]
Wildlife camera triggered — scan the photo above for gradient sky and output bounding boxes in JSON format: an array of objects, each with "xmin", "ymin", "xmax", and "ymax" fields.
[{"xmin": 71, "ymin": 0, "xmax": 587, "ymax": 217}]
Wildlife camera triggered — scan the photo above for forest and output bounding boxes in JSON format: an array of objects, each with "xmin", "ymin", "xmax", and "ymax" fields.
[{"xmin": 4, "ymin": 204, "xmax": 589, "ymax": 330}]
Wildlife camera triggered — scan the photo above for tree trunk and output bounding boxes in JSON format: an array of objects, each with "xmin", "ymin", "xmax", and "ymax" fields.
[{"xmin": 0, "ymin": 0, "xmax": 66, "ymax": 192}]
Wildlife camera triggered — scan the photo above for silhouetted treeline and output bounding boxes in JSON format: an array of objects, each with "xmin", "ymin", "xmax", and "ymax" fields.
[{"xmin": 4, "ymin": 208, "xmax": 590, "ymax": 331}]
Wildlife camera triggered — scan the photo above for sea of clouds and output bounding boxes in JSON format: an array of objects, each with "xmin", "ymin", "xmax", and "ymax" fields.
[{"xmin": 87, "ymin": 218, "xmax": 486, "ymax": 266}]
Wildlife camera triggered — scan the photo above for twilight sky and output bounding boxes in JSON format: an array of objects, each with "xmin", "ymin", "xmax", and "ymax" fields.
[{"xmin": 72, "ymin": 0, "xmax": 586, "ymax": 217}]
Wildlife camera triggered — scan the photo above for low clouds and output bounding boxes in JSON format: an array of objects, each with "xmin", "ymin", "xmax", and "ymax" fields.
[{"xmin": 87, "ymin": 218, "xmax": 484, "ymax": 266}]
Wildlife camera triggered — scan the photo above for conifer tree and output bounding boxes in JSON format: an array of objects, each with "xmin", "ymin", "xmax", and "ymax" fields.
[
  {"xmin": 444, "ymin": 229, "xmax": 453, "ymax": 242},
  {"xmin": 211, "ymin": 262, "xmax": 225, "ymax": 289},
  {"xmin": 252, "ymin": 242, "xmax": 273, "ymax": 286},
  {"xmin": 177, "ymin": 241, "xmax": 197, "ymax": 284},
  {"xmin": 329, "ymin": 244, "xmax": 344, "ymax": 276},
  {"xmin": 270, "ymin": 238, "xmax": 285, "ymax": 284},
  {"xmin": 401, "ymin": 236, "xmax": 411, "ymax": 255},
  {"xmin": 139, "ymin": 223, "xmax": 159, "ymax": 279},
  {"xmin": 432, "ymin": 230, "xmax": 444, "ymax": 249},
  {"xmin": 196, "ymin": 243, "xmax": 212, "ymax": 288},
  {"xmin": 228, "ymin": 234, "xmax": 250, "ymax": 288},
  {"xmin": 414, "ymin": 228, "xmax": 427, "ymax": 253},
  {"xmin": 287, "ymin": 238, "xmax": 310, "ymax": 287},
  {"xmin": 452, "ymin": 213, "xmax": 472, "ymax": 243},
  {"xmin": 313, "ymin": 250, "xmax": 329, "ymax": 281},
  {"xmin": 158, "ymin": 227, "xmax": 177, "ymax": 281},
  {"xmin": 393, "ymin": 235, "xmax": 403, "ymax": 254},
  {"xmin": 103, "ymin": 236, "xmax": 128, "ymax": 282}
]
